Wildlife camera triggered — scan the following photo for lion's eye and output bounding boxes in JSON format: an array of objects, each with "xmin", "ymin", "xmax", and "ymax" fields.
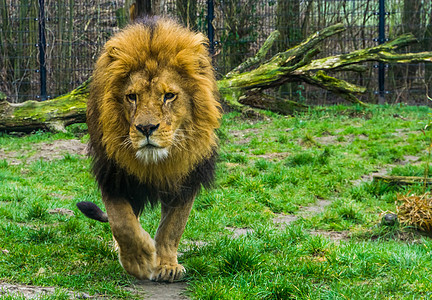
[
  {"xmin": 163, "ymin": 93, "xmax": 176, "ymax": 103},
  {"xmin": 126, "ymin": 94, "xmax": 137, "ymax": 102}
]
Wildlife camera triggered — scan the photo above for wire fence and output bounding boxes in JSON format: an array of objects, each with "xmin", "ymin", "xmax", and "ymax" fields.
[{"xmin": 1, "ymin": 0, "xmax": 431, "ymax": 104}]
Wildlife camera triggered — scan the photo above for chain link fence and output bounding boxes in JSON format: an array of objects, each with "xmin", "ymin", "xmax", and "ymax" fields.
[{"xmin": 1, "ymin": 0, "xmax": 431, "ymax": 104}]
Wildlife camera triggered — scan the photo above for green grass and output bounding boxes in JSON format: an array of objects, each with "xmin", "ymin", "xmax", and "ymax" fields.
[{"xmin": 1, "ymin": 104, "xmax": 432, "ymax": 299}]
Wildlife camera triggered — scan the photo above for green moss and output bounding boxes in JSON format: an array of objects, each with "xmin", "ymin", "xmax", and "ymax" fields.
[
  {"xmin": 0, "ymin": 91, "xmax": 6, "ymax": 101},
  {"xmin": 2, "ymin": 80, "xmax": 89, "ymax": 131}
]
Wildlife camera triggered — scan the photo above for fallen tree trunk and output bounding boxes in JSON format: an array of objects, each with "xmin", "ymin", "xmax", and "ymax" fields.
[
  {"xmin": 1, "ymin": 23, "xmax": 432, "ymax": 132},
  {"xmin": 218, "ymin": 24, "xmax": 432, "ymax": 110},
  {"xmin": 0, "ymin": 79, "xmax": 89, "ymax": 132},
  {"xmin": 373, "ymin": 175, "xmax": 432, "ymax": 185}
]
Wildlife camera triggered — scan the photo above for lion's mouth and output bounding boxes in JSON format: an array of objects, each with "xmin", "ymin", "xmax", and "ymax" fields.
[
  {"xmin": 141, "ymin": 144, "xmax": 162, "ymax": 149},
  {"xmin": 135, "ymin": 145, "xmax": 169, "ymax": 164},
  {"xmin": 136, "ymin": 137, "xmax": 163, "ymax": 149}
]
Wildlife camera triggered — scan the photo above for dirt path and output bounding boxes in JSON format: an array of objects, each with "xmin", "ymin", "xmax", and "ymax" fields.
[
  {"xmin": 273, "ymin": 199, "xmax": 332, "ymax": 229},
  {"xmin": 0, "ymin": 139, "xmax": 87, "ymax": 164},
  {"xmin": 0, "ymin": 281, "xmax": 188, "ymax": 299},
  {"xmin": 0, "ymin": 282, "xmax": 88, "ymax": 299},
  {"xmin": 129, "ymin": 281, "xmax": 189, "ymax": 300}
]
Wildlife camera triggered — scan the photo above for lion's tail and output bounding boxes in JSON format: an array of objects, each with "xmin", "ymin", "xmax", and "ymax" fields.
[{"xmin": 76, "ymin": 201, "xmax": 109, "ymax": 223}]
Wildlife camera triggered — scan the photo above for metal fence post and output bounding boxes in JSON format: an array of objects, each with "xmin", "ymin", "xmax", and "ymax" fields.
[
  {"xmin": 207, "ymin": 0, "xmax": 215, "ymax": 55},
  {"xmin": 378, "ymin": 0, "xmax": 386, "ymax": 104},
  {"xmin": 37, "ymin": 0, "xmax": 47, "ymax": 101}
]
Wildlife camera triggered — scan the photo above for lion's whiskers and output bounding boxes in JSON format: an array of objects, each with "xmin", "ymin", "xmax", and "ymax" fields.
[
  {"xmin": 171, "ymin": 138, "xmax": 189, "ymax": 153},
  {"xmin": 120, "ymin": 138, "xmax": 133, "ymax": 151},
  {"xmin": 106, "ymin": 134, "xmax": 134, "ymax": 152},
  {"xmin": 174, "ymin": 129, "xmax": 198, "ymax": 142},
  {"xmin": 172, "ymin": 131, "xmax": 195, "ymax": 153}
]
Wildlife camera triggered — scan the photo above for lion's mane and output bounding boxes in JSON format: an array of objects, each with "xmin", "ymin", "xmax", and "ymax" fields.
[{"xmin": 87, "ymin": 17, "xmax": 221, "ymax": 215}]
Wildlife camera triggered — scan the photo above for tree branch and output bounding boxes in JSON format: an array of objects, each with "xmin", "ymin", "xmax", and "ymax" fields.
[{"xmin": 225, "ymin": 30, "xmax": 281, "ymax": 78}]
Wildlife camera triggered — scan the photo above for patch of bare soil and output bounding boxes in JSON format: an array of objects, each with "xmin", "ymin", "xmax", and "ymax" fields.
[
  {"xmin": 255, "ymin": 152, "xmax": 291, "ymax": 160},
  {"xmin": 310, "ymin": 230, "xmax": 350, "ymax": 244},
  {"xmin": 315, "ymin": 129, "xmax": 419, "ymax": 147},
  {"xmin": 226, "ymin": 198, "xmax": 334, "ymax": 240},
  {"xmin": 273, "ymin": 199, "xmax": 332, "ymax": 229},
  {"xmin": 225, "ymin": 226, "xmax": 255, "ymax": 238},
  {"xmin": 228, "ymin": 198, "xmax": 349, "ymax": 243},
  {"xmin": 48, "ymin": 208, "xmax": 75, "ymax": 217},
  {"xmin": 392, "ymin": 128, "xmax": 418, "ymax": 139},
  {"xmin": 314, "ymin": 133, "xmax": 368, "ymax": 146},
  {"xmin": 351, "ymin": 155, "xmax": 422, "ymax": 186},
  {"xmin": 301, "ymin": 199, "xmax": 332, "ymax": 215},
  {"xmin": 0, "ymin": 280, "xmax": 189, "ymax": 299},
  {"xmin": 0, "ymin": 139, "xmax": 87, "ymax": 165},
  {"xmin": 273, "ymin": 201, "xmax": 350, "ymax": 244},
  {"xmin": 127, "ymin": 280, "xmax": 189, "ymax": 300},
  {"xmin": 0, "ymin": 282, "xmax": 90, "ymax": 299},
  {"xmin": 273, "ymin": 214, "xmax": 299, "ymax": 226},
  {"xmin": 229, "ymin": 128, "xmax": 261, "ymax": 145},
  {"xmin": 314, "ymin": 135, "xmax": 339, "ymax": 145}
]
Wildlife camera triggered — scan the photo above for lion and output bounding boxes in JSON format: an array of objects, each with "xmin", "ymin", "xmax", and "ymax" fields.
[{"xmin": 77, "ymin": 16, "xmax": 221, "ymax": 282}]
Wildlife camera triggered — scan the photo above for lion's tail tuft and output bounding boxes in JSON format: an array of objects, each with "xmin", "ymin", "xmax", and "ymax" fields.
[{"xmin": 76, "ymin": 201, "xmax": 109, "ymax": 223}]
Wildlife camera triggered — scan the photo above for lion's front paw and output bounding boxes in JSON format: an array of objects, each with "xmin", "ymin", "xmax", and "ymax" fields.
[
  {"xmin": 119, "ymin": 249, "xmax": 157, "ymax": 280},
  {"xmin": 150, "ymin": 264, "xmax": 186, "ymax": 282}
]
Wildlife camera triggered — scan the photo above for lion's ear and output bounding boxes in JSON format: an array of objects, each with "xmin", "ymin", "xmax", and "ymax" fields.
[
  {"xmin": 106, "ymin": 46, "xmax": 121, "ymax": 59},
  {"xmin": 94, "ymin": 45, "xmax": 122, "ymax": 73}
]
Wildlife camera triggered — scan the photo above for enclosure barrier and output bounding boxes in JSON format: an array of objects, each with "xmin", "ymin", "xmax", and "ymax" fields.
[{"xmin": 1, "ymin": 0, "xmax": 431, "ymax": 105}]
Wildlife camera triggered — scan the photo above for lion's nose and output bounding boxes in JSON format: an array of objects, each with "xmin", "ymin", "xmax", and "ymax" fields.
[{"xmin": 135, "ymin": 123, "xmax": 160, "ymax": 138}]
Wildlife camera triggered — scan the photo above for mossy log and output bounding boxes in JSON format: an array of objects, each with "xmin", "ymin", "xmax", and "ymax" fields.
[
  {"xmin": 2, "ymin": 23, "xmax": 432, "ymax": 132},
  {"xmin": 218, "ymin": 24, "xmax": 432, "ymax": 111},
  {"xmin": 0, "ymin": 79, "xmax": 89, "ymax": 132}
]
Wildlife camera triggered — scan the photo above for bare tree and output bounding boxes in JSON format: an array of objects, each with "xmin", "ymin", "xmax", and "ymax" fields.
[
  {"xmin": 176, "ymin": 0, "xmax": 197, "ymax": 29},
  {"xmin": 276, "ymin": 0, "xmax": 302, "ymax": 99},
  {"xmin": 390, "ymin": 0, "xmax": 423, "ymax": 91},
  {"xmin": 424, "ymin": 14, "xmax": 432, "ymax": 94}
]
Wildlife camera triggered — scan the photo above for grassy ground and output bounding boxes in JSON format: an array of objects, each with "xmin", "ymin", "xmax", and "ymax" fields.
[{"xmin": 0, "ymin": 104, "xmax": 432, "ymax": 299}]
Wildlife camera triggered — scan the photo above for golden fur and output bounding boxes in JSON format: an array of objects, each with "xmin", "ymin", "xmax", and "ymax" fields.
[
  {"xmin": 85, "ymin": 17, "xmax": 221, "ymax": 282},
  {"xmin": 88, "ymin": 18, "xmax": 221, "ymax": 188}
]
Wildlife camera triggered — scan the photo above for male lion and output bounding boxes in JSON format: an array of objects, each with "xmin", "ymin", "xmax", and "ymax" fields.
[{"xmin": 78, "ymin": 16, "xmax": 221, "ymax": 282}]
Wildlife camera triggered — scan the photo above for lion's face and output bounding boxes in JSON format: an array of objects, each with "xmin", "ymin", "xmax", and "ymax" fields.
[
  {"xmin": 123, "ymin": 69, "xmax": 191, "ymax": 164},
  {"xmin": 89, "ymin": 20, "xmax": 221, "ymax": 184}
]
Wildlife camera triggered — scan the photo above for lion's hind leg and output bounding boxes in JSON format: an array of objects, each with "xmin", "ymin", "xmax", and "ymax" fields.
[
  {"xmin": 152, "ymin": 199, "xmax": 194, "ymax": 282},
  {"xmin": 103, "ymin": 197, "xmax": 156, "ymax": 280}
]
